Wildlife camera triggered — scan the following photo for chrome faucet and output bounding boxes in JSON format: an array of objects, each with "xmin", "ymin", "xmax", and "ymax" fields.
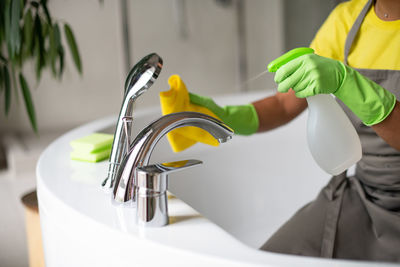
[
  {"xmin": 112, "ymin": 111, "xmax": 234, "ymax": 204},
  {"xmin": 102, "ymin": 53, "xmax": 163, "ymax": 189}
]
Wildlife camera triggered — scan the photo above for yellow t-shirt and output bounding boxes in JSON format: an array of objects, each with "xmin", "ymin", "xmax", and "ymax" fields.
[{"xmin": 310, "ymin": 0, "xmax": 400, "ymax": 70}]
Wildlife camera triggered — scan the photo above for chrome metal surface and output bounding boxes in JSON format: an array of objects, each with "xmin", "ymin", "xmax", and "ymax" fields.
[
  {"xmin": 122, "ymin": 116, "xmax": 133, "ymax": 152},
  {"xmin": 113, "ymin": 111, "xmax": 234, "ymax": 203},
  {"xmin": 102, "ymin": 53, "xmax": 163, "ymax": 189},
  {"xmin": 135, "ymin": 160, "xmax": 202, "ymax": 227}
]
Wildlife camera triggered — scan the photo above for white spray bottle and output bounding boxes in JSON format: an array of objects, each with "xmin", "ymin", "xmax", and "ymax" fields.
[{"xmin": 268, "ymin": 48, "xmax": 362, "ymax": 175}]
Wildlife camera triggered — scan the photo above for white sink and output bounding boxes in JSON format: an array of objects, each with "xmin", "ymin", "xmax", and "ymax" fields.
[{"xmin": 37, "ymin": 92, "xmax": 397, "ymax": 267}]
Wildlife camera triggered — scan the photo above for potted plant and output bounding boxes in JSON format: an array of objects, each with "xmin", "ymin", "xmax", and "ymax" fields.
[{"xmin": 0, "ymin": 0, "xmax": 81, "ymax": 133}]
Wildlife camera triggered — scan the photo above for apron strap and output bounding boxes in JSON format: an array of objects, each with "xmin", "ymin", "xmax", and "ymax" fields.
[
  {"xmin": 344, "ymin": 0, "xmax": 374, "ymax": 64},
  {"xmin": 320, "ymin": 173, "xmax": 347, "ymax": 258}
]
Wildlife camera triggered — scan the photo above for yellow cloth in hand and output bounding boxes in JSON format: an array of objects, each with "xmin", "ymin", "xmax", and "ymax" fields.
[{"xmin": 160, "ymin": 75, "xmax": 220, "ymax": 152}]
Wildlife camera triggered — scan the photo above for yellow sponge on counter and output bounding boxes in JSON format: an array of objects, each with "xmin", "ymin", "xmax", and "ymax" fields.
[{"xmin": 70, "ymin": 133, "xmax": 113, "ymax": 162}]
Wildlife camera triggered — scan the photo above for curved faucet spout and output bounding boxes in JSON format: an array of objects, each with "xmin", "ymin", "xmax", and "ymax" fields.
[{"xmin": 113, "ymin": 112, "xmax": 234, "ymax": 203}]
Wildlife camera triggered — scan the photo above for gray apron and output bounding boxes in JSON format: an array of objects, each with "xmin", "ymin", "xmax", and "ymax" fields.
[{"xmin": 261, "ymin": 0, "xmax": 400, "ymax": 261}]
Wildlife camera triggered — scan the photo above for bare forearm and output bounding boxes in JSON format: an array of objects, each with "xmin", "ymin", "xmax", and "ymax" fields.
[
  {"xmin": 372, "ymin": 101, "xmax": 400, "ymax": 151},
  {"xmin": 252, "ymin": 90, "xmax": 307, "ymax": 132}
]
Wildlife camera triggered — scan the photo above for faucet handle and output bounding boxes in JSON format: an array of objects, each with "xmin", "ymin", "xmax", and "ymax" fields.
[{"xmin": 135, "ymin": 159, "xmax": 202, "ymax": 192}]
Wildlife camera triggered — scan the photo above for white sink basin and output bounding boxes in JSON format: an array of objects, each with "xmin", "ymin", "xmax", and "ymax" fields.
[{"xmin": 37, "ymin": 92, "xmax": 397, "ymax": 267}]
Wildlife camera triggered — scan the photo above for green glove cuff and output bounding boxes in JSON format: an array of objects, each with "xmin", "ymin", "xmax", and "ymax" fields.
[
  {"xmin": 189, "ymin": 93, "xmax": 259, "ymax": 135},
  {"xmin": 334, "ymin": 65, "xmax": 397, "ymax": 126}
]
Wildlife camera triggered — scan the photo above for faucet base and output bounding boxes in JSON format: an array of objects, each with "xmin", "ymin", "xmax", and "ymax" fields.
[
  {"xmin": 102, "ymin": 162, "xmax": 121, "ymax": 189},
  {"xmin": 136, "ymin": 190, "xmax": 168, "ymax": 227}
]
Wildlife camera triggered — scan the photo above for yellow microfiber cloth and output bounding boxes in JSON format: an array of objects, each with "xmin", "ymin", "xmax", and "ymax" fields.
[
  {"xmin": 159, "ymin": 75, "xmax": 221, "ymax": 152},
  {"xmin": 70, "ymin": 133, "xmax": 114, "ymax": 162}
]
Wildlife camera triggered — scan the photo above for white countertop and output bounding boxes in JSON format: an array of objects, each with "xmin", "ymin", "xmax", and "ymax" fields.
[{"xmin": 36, "ymin": 99, "xmax": 397, "ymax": 267}]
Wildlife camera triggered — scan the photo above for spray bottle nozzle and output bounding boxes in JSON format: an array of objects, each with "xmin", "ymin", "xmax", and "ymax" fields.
[{"xmin": 267, "ymin": 47, "xmax": 314, "ymax": 73}]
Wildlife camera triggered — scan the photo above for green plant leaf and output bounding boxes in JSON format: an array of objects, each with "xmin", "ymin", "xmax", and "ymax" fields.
[
  {"xmin": 9, "ymin": 0, "xmax": 22, "ymax": 60},
  {"xmin": 58, "ymin": 46, "xmax": 64, "ymax": 78},
  {"xmin": 0, "ymin": 28, "xmax": 3, "ymax": 46},
  {"xmin": 23, "ymin": 9, "xmax": 34, "ymax": 57},
  {"xmin": 0, "ymin": 67, "xmax": 3, "ymax": 93},
  {"xmin": 54, "ymin": 23, "xmax": 61, "ymax": 47},
  {"xmin": 34, "ymin": 40, "xmax": 42, "ymax": 80},
  {"xmin": 4, "ymin": 0, "xmax": 11, "ymax": 57},
  {"xmin": 10, "ymin": 66, "xmax": 20, "ymax": 106},
  {"xmin": 3, "ymin": 66, "xmax": 11, "ymax": 115},
  {"xmin": 54, "ymin": 23, "xmax": 64, "ymax": 78},
  {"xmin": 40, "ymin": 0, "xmax": 52, "ymax": 25},
  {"xmin": 30, "ymin": 1, "xmax": 39, "ymax": 9},
  {"xmin": 0, "ymin": 0, "xmax": 5, "ymax": 45},
  {"xmin": 0, "ymin": 54, "xmax": 6, "ymax": 64},
  {"xmin": 64, "ymin": 23, "xmax": 82, "ymax": 74},
  {"xmin": 33, "ymin": 14, "xmax": 44, "ymax": 80},
  {"xmin": 19, "ymin": 73, "xmax": 37, "ymax": 133},
  {"xmin": 42, "ymin": 19, "xmax": 50, "ymax": 38},
  {"xmin": 49, "ymin": 25, "xmax": 57, "ymax": 77}
]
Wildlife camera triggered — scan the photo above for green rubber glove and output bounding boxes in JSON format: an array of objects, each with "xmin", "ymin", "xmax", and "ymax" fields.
[
  {"xmin": 189, "ymin": 93, "xmax": 259, "ymax": 135},
  {"xmin": 274, "ymin": 53, "xmax": 396, "ymax": 126}
]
